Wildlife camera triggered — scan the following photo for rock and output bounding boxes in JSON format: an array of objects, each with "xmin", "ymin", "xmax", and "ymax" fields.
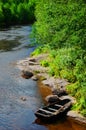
[
  {"xmin": 21, "ymin": 70, "xmax": 33, "ymax": 79},
  {"xmin": 45, "ymin": 94, "xmax": 60, "ymax": 103},
  {"xmin": 52, "ymin": 88, "xmax": 68, "ymax": 97},
  {"xmin": 60, "ymin": 95, "xmax": 76, "ymax": 104},
  {"xmin": 29, "ymin": 62, "xmax": 39, "ymax": 65},
  {"xmin": 20, "ymin": 96, "xmax": 27, "ymax": 101},
  {"xmin": 31, "ymin": 76, "xmax": 38, "ymax": 81},
  {"xmin": 29, "ymin": 58, "xmax": 36, "ymax": 62},
  {"xmin": 67, "ymin": 110, "xmax": 86, "ymax": 124}
]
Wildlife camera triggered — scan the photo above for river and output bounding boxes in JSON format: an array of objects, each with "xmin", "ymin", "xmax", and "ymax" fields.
[{"xmin": 0, "ymin": 25, "xmax": 86, "ymax": 130}]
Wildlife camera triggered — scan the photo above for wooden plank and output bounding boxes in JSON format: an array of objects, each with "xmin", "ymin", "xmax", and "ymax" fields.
[
  {"xmin": 36, "ymin": 112, "xmax": 49, "ymax": 117},
  {"xmin": 39, "ymin": 108, "xmax": 53, "ymax": 114},
  {"xmin": 62, "ymin": 102, "xmax": 71, "ymax": 110},
  {"xmin": 55, "ymin": 104, "xmax": 63, "ymax": 107},
  {"xmin": 48, "ymin": 107, "xmax": 57, "ymax": 111}
]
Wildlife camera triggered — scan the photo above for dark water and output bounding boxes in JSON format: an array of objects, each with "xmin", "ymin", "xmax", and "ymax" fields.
[
  {"xmin": 0, "ymin": 26, "xmax": 46, "ymax": 130},
  {"xmin": 0, "ymin": 26, "xmax": 86, "ymax": 130}
]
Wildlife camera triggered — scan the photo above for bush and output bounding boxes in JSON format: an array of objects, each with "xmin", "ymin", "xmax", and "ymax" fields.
[
  {"xmin": 0, "ymin": 0, "xmax": 36, "ymax": 28},
  {"xmin": 33, "ymin": 0, "xmax": 86, "ymax": 50},
  {"xmin": 0, "ymin": 11, "xmax": 5, "ymax": 27}
]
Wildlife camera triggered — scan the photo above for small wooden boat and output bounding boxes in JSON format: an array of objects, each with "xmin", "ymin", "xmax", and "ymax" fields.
[{"xmin": 35, "ymin": 99, "xmax": 72, "ymax": 121}]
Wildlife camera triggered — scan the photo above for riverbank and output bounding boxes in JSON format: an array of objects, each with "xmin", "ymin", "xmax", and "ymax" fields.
[{"xmin": 16, "ymin": 53, "xmax": 86, "ymax": 125}]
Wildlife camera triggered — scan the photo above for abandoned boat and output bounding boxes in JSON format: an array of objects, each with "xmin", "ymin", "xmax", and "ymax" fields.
[{"xmin": 35, "ymin": 98, "xmax": 72, "ymax": 121}]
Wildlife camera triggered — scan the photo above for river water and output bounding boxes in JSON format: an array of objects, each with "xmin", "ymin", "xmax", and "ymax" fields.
[
  {"xmin": 0, "ymin": 26, "xmax": 45, "ymax": 130},
  {"xmin": 0, "ymin": 26, "xmax": 86, "ymax": 130}
]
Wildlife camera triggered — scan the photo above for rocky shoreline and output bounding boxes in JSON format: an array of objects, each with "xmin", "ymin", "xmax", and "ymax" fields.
[{"xmin": 16, "ymin": 53, "xmax": 86, "ymax": 124}]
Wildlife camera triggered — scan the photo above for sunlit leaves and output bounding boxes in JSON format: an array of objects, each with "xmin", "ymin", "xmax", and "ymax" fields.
[
  {"xmin": 0, "ymin": 0, "xmax": 36, "ymax": 28},
  {"xmin": 33, "ymin": 0, "xmax": 86, "ymax": 49}
]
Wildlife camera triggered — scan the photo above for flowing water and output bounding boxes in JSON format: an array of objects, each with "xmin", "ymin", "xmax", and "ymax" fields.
[
  {"xmin": 0, "ymin": 26, "xmax": 44, "ymax": 130},
  {"xmin": 0, "ymin": 26, "xmax": 86, "ymax": 130}
]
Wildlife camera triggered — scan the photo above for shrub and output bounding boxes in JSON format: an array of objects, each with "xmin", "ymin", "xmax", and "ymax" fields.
[{"xmin": 0, "ymin": 0, "xmax": 36, "ymax": 28}]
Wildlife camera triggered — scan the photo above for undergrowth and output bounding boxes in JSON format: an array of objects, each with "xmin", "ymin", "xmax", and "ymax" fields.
[{"xmin": 31, "ymin": 46, "xmax": 86, "ymax": 116}]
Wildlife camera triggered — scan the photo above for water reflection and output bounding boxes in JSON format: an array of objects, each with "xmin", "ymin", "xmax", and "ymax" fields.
[
  {"xmin": 0, "ymin": 25, "xmax": 32, "ymax": 52},
  {"xmin": 0, "ymin": 39, "xmax": 21, "ymax": 51}
]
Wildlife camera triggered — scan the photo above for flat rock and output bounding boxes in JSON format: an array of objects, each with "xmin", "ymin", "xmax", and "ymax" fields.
[
  {"xmin": 42, "ymin": 77, "xmax": 69, "ymax": 89},
  {"xmin": 67, "ymin": 111, "xmax": 86, "ymax": 124},
  {"xmin": 52, "ymin": 88, "xmax": 68, "ymax": 97}
]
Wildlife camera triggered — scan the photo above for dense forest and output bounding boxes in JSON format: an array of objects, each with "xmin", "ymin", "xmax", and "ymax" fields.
[
  {"xmin": 0, "ymin": 0, "xmax": 35, "ymax": 28},
  {"xmin": 0, "ymin": 0, "xmax": 86, "ymax": 116},
  {"xmin": 32, "ymin": 0, "xmax": 86, "ymax": 116}
]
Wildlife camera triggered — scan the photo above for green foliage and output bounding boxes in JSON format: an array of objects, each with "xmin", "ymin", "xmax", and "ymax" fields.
[
  {"xmin": 2, "ymin": 3, "xmax": 13, "ymax": 26},
  {"xmin": 0, "ymin": 11, "xmax": 5, "ymax": 27},
  {"xmin": 72, "ymin": 93, "xmax": 86, "ymax": 116},
  {"xmin": 0, "ymin": 0, "xmax": 36, "ymax": 28},
  {"xmin": 31, "ymin": 45, "xmax": 50, "ymax": 56},
  {"xmin": 49, "ymin": 48, "xmax": 86, "ymax": 116},
  {"xmin": 40, "ymin": 60, "xmax": 49, "ymax": 67},
  {"xmin": 32, "ymin": 0, "xmax": 86, "ymax": 49},
  {"xmin": 66, "ymin": 82, "xmax": 80, "ymax": 96},
  {"xmin": 31, "ymin": 0, "xmax": 86, "ymax": 116},
  {"xmin": 30, "ymin": 47, "xmax": 43, "ymax": 56}
]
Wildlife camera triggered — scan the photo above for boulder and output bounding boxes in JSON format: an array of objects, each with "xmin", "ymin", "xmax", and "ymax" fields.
[
  {"xmin": 60, "ymin": 95, "xmax": 76, "ymax": 104},
  {"xmin": 29, "ymin": 58, "xmax": 36, "ymax": 62},
  {"xmin": 52, "ymin": 88, "xmax": 68, "ymax": 97},
  {"xmin": 21, "ymin": 70, "xmax": 33, "ymax": 79},
  {"xmin": 45, "ymin": 94, "xmax": 60, "ymax": 103}
]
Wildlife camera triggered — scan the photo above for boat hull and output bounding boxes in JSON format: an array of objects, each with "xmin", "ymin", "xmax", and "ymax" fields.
[{"xmin": 35, "ymin": 99, "xmax": 72, "ymax": 121}]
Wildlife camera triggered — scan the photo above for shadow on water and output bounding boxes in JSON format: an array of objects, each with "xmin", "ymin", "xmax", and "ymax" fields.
[
  {"xmin": 0, "ymin": 25, "xmax": 34, "ymax": 52},
  {"xmin": 0, "ymin": 39, "xmax": 21, "ymax": 51}
]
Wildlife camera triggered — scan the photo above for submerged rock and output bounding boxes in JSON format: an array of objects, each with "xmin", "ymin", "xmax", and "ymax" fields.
[{"xmin": 20, "ymin": 96, "xmax": 27, "ymax": 101}]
